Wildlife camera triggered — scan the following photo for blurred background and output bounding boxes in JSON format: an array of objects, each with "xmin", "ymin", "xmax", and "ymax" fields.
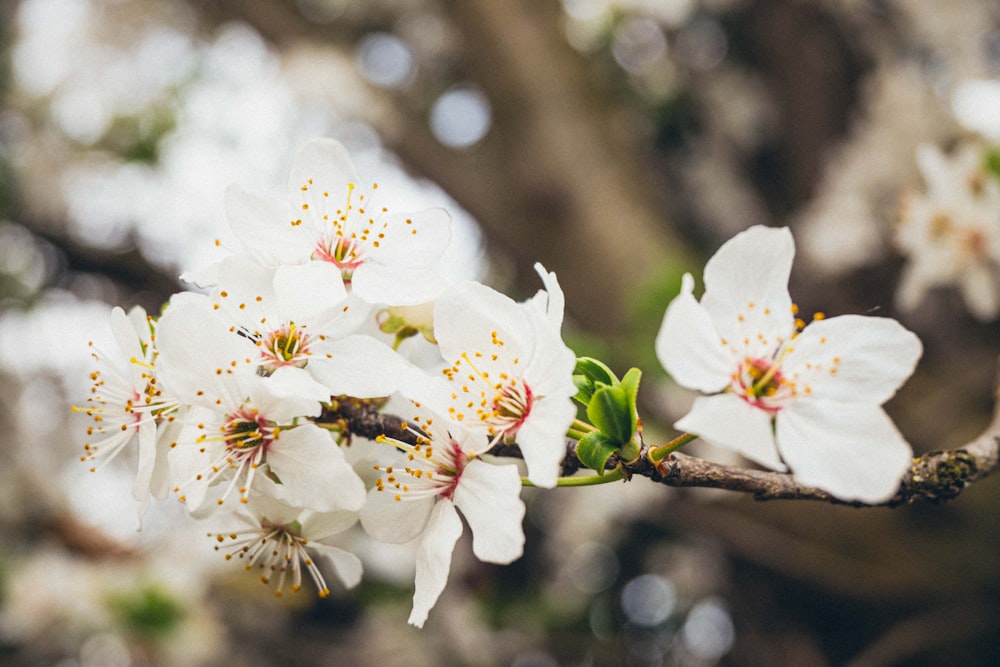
[{"xmin": 1, "ymin": 0, "xmax": 999, "ymax": 665}]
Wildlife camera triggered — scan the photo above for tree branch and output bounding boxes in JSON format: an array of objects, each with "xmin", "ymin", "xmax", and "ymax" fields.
[{"xmin": 324, "ymin": 380, "xmax": 1000, "ymax": 508}]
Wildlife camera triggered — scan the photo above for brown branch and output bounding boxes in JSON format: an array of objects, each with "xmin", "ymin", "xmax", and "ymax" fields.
[{"xmin": 326, "ymin": 390, "xmax": 1000, "ymax": 507}]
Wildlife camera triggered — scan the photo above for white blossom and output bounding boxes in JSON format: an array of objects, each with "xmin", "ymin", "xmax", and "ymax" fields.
[
  {"xmin": 222, "ymin": 138, "xmax": 453, "ymax": 306},
  {"xmin": 405, "ymin": 264, "xmax": 577, "ymax": 488},
  {"xmin": 656, "ymin": 225, "xmax": 922, "ymax": 502},
  {"xmin": 896, "ymin": 142, "xmax": 1000, "ymax": 320},
  {"xmin": 359, "ymin": 408, "xmax": 525, "ymax": 627}
]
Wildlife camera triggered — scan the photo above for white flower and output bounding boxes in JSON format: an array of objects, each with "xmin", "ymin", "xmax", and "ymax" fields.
[
  {"xmin": 359, "ymin": 408, "xmax": 525, "ymax": 627},
  {"xmin": 155, "ymin": 295, "xmax": 366, "ymax": 515},
  {"xmin": 406, "ymin": 264, "xmax": 577, "ymax": 488},
  {"xmin": 208, "ymin": 495, "xmax": 362, "ymax": 597},
  {"xmin": 224, "ymin": 138, "xmax": 453, "ymax": 306},
  {"xmin": 202, "ymin": 256, "xmax": 414, "ymax": 397},
  {"xmin": 895, "ymin": 142, "xmax": 1000, "ymax": 320},
  {"xmin": 656, "ymin": 225, "xmax": 922, "ymax": 503},
  {"xmin": 75, "ymin": 305, "xmax": 178, "ymax": 523}
]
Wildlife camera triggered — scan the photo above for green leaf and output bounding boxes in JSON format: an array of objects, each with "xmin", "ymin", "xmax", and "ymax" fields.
[
  {"xmin": 576, "ymin": 431, "xmax": 620, "ymax": 475},
  {"xmin": 587, "ymin": 384, "xmax": 633, "ymax": 445},
  {"xmin": 572, "ymin": 357, "xmax": 620, "ymax": 404},
  {"xmin": 619, "ymin": 367, "xmax": 642, "ymax": 440}
]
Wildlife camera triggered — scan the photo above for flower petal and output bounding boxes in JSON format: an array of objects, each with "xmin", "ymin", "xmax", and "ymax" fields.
[
  {"xmin": 515, "ymin": 396, "xmax": 576, "ymax": 488},
  {"xmin": 360, "ymin": 486, "xmax": 434, "ymax": 545},
  {"xmin": 286, "ymin": 138, "xmax": 358, "ymax": 207},
  {"xmin": 776, "ymin": 400, "xmax": 912, "ymax": 503},
  {"xmin": 310, "ymin": 543, "xmax": 364, "ymax": 589},
  {"xmin": 655, "ymin": 273, "xmax": 733, "ymax": 393},
  {"xmin": 272, "ymin": 261, "xmax": 348, "ymax": 322},
  {"xmin": 700, "ymin": 226, "xmax": 795, "ymax": 337},
  {"xmin": 675, "ymin": 393, "xmax": 786, "ymax": 471},
  {"xmin": 453, "ymin": 460, "xmax": 526, "ymax": 563},
  {"xmin": 308, "ymin": 334, "xmax": 414, "ymax": 397},
  {"xmin": 409, "ymin": 499, "xmax": 463, "ymax": 628},
  {"xmin": 784, "ymin": 315, "xmax": 922, "ymax": 404},
  {"xmin": 265, "ymin": 426, "xmax": 366, "ymax": 512},
  {"xmin": 225, "ymin": 184, "xmax": 311, "ymax": 266}
]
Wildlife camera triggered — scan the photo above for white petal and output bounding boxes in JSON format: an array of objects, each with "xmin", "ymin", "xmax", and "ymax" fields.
[
  {"xmin": 265, "ymin": 426, "xmax": 366, "ymax": 512},
  {"xmin": 131, "ymin": 421, "xmax": 158, "ymax": 528},
  {"xmin": 225, "ymin": 184, "xmax": 311, "ymax": 265},
  {"xmin": 367, "ymin": 208, "xmax": 452, "ymax": 267},
  {"xmin": 247, "ymin": 366, "xmax": 328, "ymax": 420},
  {"xmin": 351, "ymin": 263, "xmax": 447, "ymax": 306},
  {"xmin": 273, "ymin": 261, "xmax": 348, "ymax": 322},
  {"xmin": 529, "ymin": 262, "xmax": 565, "ymax": 328},
  {"xmin": 300, "ymin": 508, "xmax": 360, "ymax": 539},
  {"xmin": 308, "ymin": 334, "xmax": 413, "ymax": 397},
  {"xmin": 700, "ymin": 226, "xmax": 795, "ymax": 341},
  {"xmin": 155, "ymin": 295, "xmax": 254, "ymax": 404},
  {"xmin": 435, "ymin": 281, "xmax": 534, "ymax": 362},
  {"xmin": 286, "ymin": 138, "xmax": 358, "ymax": 205},
  {"xmin": 952, "ymin": 79, "xmax": 1000, "ymax": 140},
  {"xmin": 777, "ymin": 401, "xmax": 913, "ymax": 503},
  {"xmin": 676, "ymin": 393, "xmax": 786, "ymax": 471},
  {"xmin": 784, "ymin": 315, "xmax": 922, "ymax": 404},
  {"xmin": 515, "ymin": 396, "xmax": 575, "ymax": 488},
  {"xmin": 655, "ymin": 273, "xmax": 733, "ymax": 393},
  {"xmin": 409, "ymin": 499, "xmax": 463, "ymax": 627},
  {"xmin": 453, "ymin": 460, "xmax": 526, "ymax": 563},
  {"xmin": 310, "ymin": 543, "xmax": 364, "ymax": 589},
  {"xmin": 360, "ymin": 486, "xmax": 434, "ymax": 544}
]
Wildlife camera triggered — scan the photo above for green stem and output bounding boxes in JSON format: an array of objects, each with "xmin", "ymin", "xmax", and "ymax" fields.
[
  {"xmin": 567, "ymin": 419, "xmax": 597, "ymax": 440},
  {"xmin": 647, "ymin": 432, "xmax": 698, "ymax": 464},
  {"xmin": 522, "ymin": 467, "xmax": 626, "ymax": 488}
]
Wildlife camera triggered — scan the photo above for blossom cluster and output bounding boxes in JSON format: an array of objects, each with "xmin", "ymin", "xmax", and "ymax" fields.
[{"xmin": 77, "ymin": 139, "xmax": 922, "ymax": 627}]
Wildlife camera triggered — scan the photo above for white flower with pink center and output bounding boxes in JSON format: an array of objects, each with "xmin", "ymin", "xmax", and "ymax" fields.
[
  {"xmin": 656, "ymin": 225, "xmax": 922, "ymax": 503},
  {"xmin": 201, "ymin": 256, "xmax": 413, "ymax": 398},
  {"xmin": 75, "ymin": 305, "xmax": 179, "ymax": 524},
  {"xmin": 360, "ymin": 408, "xmax": 525, "ymax": 627},
  {"xmin": 406, "ymin": 264, "xmax": 577, "ymax": 488},
  {"xmin": 223, "ymin": 138, "xmax": 453, "ymax": 306},
  {"xmin": 155, "ymin": 295, "xmax": 366, "ymax": 515},
  {"xmin": 209, "ymin": 495, "xmax": 362, "ymax": 598}
]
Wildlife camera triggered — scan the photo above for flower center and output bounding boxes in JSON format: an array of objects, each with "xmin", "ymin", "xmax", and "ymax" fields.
[
  {"xmin": 733, "ymin": 357, "xmax": 792, "ymax": 414},
  {"xmin": 222, "ymin": 407, "xmax": 276, "ymax": 453},
  {"xmin": 486, "ymin": 380, "xmax": 533, "ymax": 443},
  {"xmin": 259, "ymin": 324, "xmax": 311, "ymax": 370},
  {"xmin": 314, "ymin": 235, "xmax": 365, "ymax": 277},
  {"xmin": 374, "ymin": 422, "xmax": 466, "ymax": 502}
]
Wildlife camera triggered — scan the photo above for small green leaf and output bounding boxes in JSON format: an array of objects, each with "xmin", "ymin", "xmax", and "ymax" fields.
[
  {"xmin": 572, "ymin": 356, "xmax": 621, "ymax": 404},
  {"xmin": 619, "ymin": 367, "xmax": 642, "ymax": 440},
  {"xmin": 576, "ymin": 431, "xmax": 620, "ymax": 475},
  {"xmin": 587, "ymin": 384, "xmax": 633, "ymax": 445}
]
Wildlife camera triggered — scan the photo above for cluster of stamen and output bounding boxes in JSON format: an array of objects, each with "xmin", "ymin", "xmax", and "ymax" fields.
[
  {"xmin": 295, "ymin": 177, "xmax": 402, "ymax": 281},
  {"xmin": 732, "ymin": 357, "xmax": 795, "ymax": 414},
  {"xmin": 442, "ymin": 330, "xmax": 534, "ymax": 445},
  {"xmin": 373, "ymin": 419, "xmax": 466, "ymax": 502},
  {"xmin": 176, "ymin": 406, "xmax": 278, "ymax": 505},
  {"xmin": 257, "ymin": 323, "xmax": 312, "ymax": 370},
  {"xmin": 76, "ymin": 334, "xmax": 177, "ymax": 472},
  {"xmin": 209, "ymin": 520, "xmax": 331, "ymax": 598}
]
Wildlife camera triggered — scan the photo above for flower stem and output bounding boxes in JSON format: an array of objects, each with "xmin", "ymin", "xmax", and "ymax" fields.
[
  {"xmin": 566, "ymin": 418, "xmax": 597, "ymax": 440},
  {"xmin": 647, "ymin": 432, "xmax": 698, "ymax": 464},
  {"xmin": 522, "ymin": 467, "xmax": 626, "ymax": 488}
]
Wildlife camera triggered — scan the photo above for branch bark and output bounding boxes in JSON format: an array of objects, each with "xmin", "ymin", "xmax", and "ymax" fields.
[{"xmin": 325, "ymin": 383, "xmax": 1000, "ymax": 508}]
